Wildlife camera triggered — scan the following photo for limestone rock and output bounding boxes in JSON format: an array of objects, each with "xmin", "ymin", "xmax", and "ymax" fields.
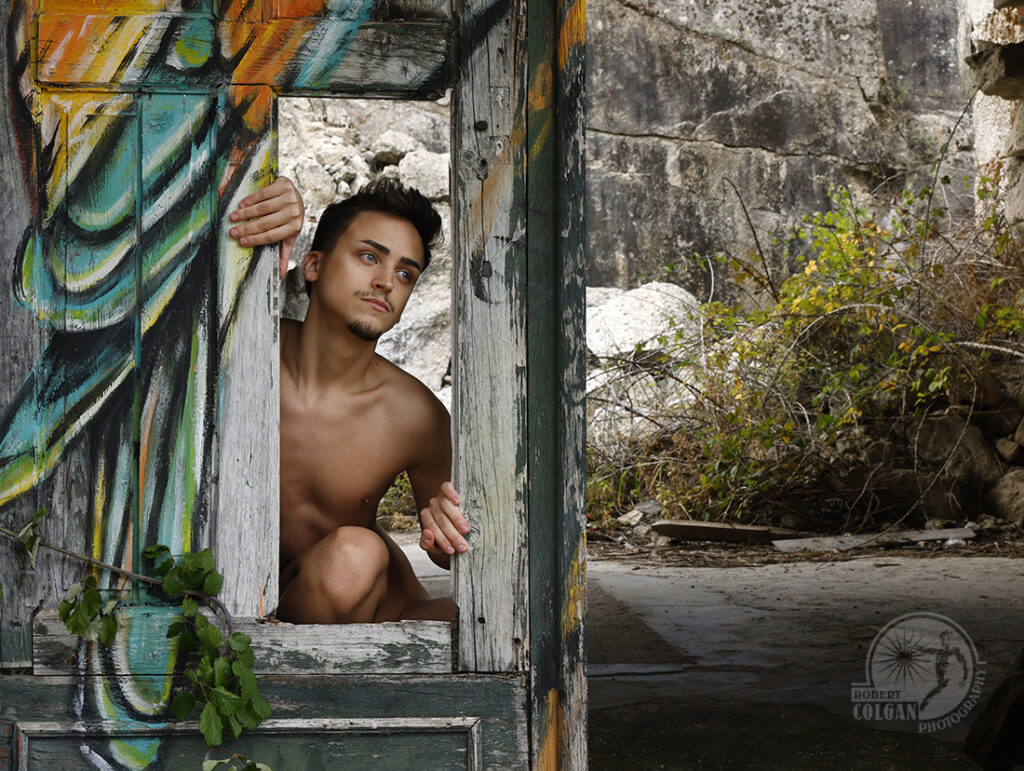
[
  {"xmin": 317, "ymin": 142, "xmax": 371, "ymax": 185},
  {"xmin": 987, "ymin": 468, "xmax": 1024, "ymax": 527},
  {"xmin": 371, "ymin": 130, "xmax": 422, "ymax": 166},
  {"xmin": 398, "ymin": 150, "xmax": 450, "ymax": 201},
  {"xmin": 996, "ymin": 438, "xmax": 1024, "ymax": 464},
  {"xmin": 869, "ymin": 468, "xmax": 966, "ymax": 522},
  {"xmin": 288, "ymin": 156, "xmax": 336, "ymax": 213},
  {"xmin": 915, "ymin": 417, "xmax": 1003, "ymax": 486},
  {"xmin": 586, "ymin": 282, "xmax": 698, "ymax": 359}
]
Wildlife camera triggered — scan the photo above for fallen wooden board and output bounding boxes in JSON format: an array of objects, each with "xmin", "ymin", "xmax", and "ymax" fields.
[
  {"xmin": 772, "ymin": 527, "xmax": 976, "ymax": 554},
  {"xmin": 651, "ymin": 520, "xmax": 809, "ymax": 544}
]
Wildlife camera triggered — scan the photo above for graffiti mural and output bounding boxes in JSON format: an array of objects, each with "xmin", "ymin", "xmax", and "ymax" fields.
[{"xmin": 0, "ymin": 0, "xmax": 448, "ymax": 766}]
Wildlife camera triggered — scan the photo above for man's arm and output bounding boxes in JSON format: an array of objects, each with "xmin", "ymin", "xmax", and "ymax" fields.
[{"xmin": 407, "ymin": 405, "xmax": 471, "ymax": 570}]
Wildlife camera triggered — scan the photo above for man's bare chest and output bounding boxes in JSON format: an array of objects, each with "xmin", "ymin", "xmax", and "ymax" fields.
[{"xmin": 280, "ymin": 393, "xmax": 412, "ymax": 526}]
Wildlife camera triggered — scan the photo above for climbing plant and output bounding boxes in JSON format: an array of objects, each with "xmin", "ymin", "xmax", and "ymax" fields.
[
  {"xmin": 587, "ymin": 173, "xmax": 1024, "ymax": 529},
  {"xmin": 1, "ymin": 509, "xmax": 270, "ymax": 769}
]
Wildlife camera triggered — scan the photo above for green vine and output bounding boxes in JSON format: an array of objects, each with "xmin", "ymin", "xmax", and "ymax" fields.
[{"xmin": 1, "ymin": 508, "xmax": 270, "ymax": 768}]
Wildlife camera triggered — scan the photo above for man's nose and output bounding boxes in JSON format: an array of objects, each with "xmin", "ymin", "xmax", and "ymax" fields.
[{"xmin": 373, "ymin": 270, "xmax": 393, "ymax": 292}]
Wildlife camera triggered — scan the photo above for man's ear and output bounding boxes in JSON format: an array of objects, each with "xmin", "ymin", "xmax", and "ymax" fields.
[{"xmin": 302, "ymin": 251, "xmax": 322, "ymax": 284}]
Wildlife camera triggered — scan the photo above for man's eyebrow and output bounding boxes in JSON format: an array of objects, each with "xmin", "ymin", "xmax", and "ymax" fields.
[
  {"xmin": 359, "ymin": 239, "xmax": 423, "ymax": 272},
  {"xmin": 359, "ymin": 239, "xmax": 390, "ymax": 254}
]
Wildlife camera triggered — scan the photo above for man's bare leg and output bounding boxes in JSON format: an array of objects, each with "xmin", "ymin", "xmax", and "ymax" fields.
[
  {"xmin": 277, "ymin": 526, "xmax": 390, "ymax": 623},
  {"xmin": 374, "ymin": 526, "xmax": 457, "ymax": 622},
  {"xmin": 277, "ymin": 525, "xmax": 457, "ymax": 623}
]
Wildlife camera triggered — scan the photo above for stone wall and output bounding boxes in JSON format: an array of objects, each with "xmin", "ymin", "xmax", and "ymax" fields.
[
  {"xmin": 588, "ymin": 0, "xmax": 975, "ymax": 294},
  {"xmin": 962, "ymin": 1, "xmax": 1024, "ymax": 227}
]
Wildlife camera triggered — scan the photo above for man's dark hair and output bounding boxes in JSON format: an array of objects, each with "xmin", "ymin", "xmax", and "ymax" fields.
[{"xmin": 305, "ymin": 179, "xmax": 442, "ymax": 295}]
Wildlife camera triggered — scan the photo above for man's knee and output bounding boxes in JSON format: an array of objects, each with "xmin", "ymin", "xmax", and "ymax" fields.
[{"xmin": 319, "ymin": 527, "xmax": 389, "ymax": 600}]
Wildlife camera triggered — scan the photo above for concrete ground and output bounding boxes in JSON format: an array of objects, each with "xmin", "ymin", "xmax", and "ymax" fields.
[{"xmin": 400, "ymin": 538, "xmax": 1024, "ymax": 769}]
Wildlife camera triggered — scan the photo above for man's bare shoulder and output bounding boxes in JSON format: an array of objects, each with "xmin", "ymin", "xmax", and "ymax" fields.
[{"xmin": 373, "ymin": 354, "xmax": 449, "ymax": 432}]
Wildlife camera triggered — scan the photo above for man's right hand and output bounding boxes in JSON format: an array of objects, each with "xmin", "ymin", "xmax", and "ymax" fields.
[
  {"xmin": 228, "ymin": 176, "xmax": 305, "ymax": 276},
  {"xmin": 419, "ymin": 482, "xmax": 471, "ymax": 569}
]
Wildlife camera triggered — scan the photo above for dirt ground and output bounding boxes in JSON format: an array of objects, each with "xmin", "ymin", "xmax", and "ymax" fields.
[{"xmin": 584, "ymin": 535, "xmax": 1024, "ymax": 770}]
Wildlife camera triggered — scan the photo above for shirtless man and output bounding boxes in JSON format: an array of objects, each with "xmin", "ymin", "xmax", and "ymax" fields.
[{"xmin": 230, "ymin": 177, "xmax": 469, "ymax": 624}]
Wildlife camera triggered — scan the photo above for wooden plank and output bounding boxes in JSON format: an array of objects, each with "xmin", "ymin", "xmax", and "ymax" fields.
[
  {"xmin": 34, "ymin": 609, "xmax": 453, "ymax": 676},
  {"xmin": 0, "ymin": 673, "xmax": 527, "ymax": 769},
  {"xmin": 213, "ymin": 86, "xmax": 279, "ymax": 617},
  {"xmin": 37, "ymin": 14, "xmax": 451, "ymax": 100},
  {"xmin": 246, "ymin": 21, "xmax": 452, "ymax": 97},
  {"xmin": 525, "ymin": 0, "xmax": 588, "ymax": 767},
  {"xmin": 452, "ymin": 0, "xmax": 530, "ymax": 672},
  {"xmin": 1, "ymin": 91, "xmax": 140, "ymax": 666},
  {"xmin": 772, "ymin": 527, "xmax": 976, "ymax": 553},
  {"xmin": 0, "ymin": 23, "xmax": 47, "ymax": 663},
  {"xmin": 19, "ymin": 718, "xmax": 480, "ymax": 770},
  {"xmin": 652, "ymin": 519, "xmax": 809, "ymax": 544},
  {"xmin": 37, "ymin": 14, "xmax": 217, "ymax": 87},
  {"xmin": 137, "ymin": 91, "xmax": 216, "ymax": 574}
]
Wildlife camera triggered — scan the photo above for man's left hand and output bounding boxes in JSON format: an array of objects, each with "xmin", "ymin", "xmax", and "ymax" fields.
[
  {"xmin": 419, "ymin": 482, "xmax": 471, "ymax": 568},
  {"xmin": 228, "ymin": 176, "xmax": 305, "ymax": 275}
]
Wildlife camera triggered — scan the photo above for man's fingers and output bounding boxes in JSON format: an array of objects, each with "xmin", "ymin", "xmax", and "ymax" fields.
[
  {"xmin": 419, "ymin": 510, "xmax": 452, "ymax": 555},
  {"xmin": 432, "ymin": 505, "xmax": 467, "ymax": 554},
  {"xmin": 440, "ymin": 481, "xmax": 461, "ymax": 505},
  {"xmin": 233, "ymin": 223, "xmax": 299, "ymax": 248},
  {"xmin": 235, "ymin": 176, "xmax": 294, "ymax": 209},
  {"xmin": 437, "ymin": 495, "xmax": 470, "ymax": 537}
]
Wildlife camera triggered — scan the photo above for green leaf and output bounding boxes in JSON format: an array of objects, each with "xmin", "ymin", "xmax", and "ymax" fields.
[
  {"xmin": 199, "ymin": 701, "xmax": 223, "ymax": 747},
  {"xmin": 63, "ymin": 582, "xmax": 83, "ymax": 604},
  {"xmin": 233, "ymin": 661, "xmax": 259, "ymax": 700},
  {"xmin": 166, "ymin": 620, "xmax": 184, "ymax": 638},
  {"xmin": 237, "ymin": 646, "xmax": 255, "ymax": 669},
  {"xmin": 236, "ymin": 702, "xmax": 261, "ymax": 729},
  {"xmin": 251, "ymin": 694, "xmax": 271, "ymax": 720},
  {"xmin": 23, "ymin": 533, "xmax": 40, "ymax": 568},
  {"xmin": 142, "ymin": 544, "xmax": 170, "ymax": 560},
  {"xmin": 197, "ymin": 655, "xmax": 215, "ymax": 685},
  {"xmin": 84, "ymin": 613, "xmax": 102, "ymax": 642},
  {"xmin": 210, "ymin": 685, "xmax": 243, "ymax": 715},
  {"xmin": 193, "ymin": 549, "xmax": 215, "ymax": 574},
  {"xmin": 227, "ymin": 714, "xmax": 243, "ymax": 741},
  {"xmin": 203, "ymin": 570, "xmax": 224, "ymax": 597},
  {"xmin": 58, "ymin": 600, "xmax": 73, "ymax": 623},
  {"xmin": 182, "ymin": 596, "xmax": 200, "ymax": 617},
  {"xmin": 163, "ymin": 570, "xmax": 184, "ymax": 597},
  {"xmin": 179, "ymin": 628, "xmax": 199, "ymax": 654},
  {"xmin": 214, "ymin": 657, "xmax": 232, "ymax": 688},
  {"xmin": 227, "ymin": 632, "xmax": 252, "ymax": 653},
  {"xmin": 199, "ymin": 623, "xmax": 223, "ymax": 653},
  {"xmin": 170, "ymin": 690, "xmax": 197, "ymax": 720},
  {"xmin": 99, "ymin": 613, "xmax": 119, "ymax": 646}
]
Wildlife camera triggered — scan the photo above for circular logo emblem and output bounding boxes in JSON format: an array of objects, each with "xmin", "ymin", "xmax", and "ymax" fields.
[{"xmin": 861, "ymin": 612, "xmax": 980, "ymax": 722}]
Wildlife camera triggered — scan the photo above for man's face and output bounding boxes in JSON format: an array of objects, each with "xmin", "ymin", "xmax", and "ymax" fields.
[{"xmin": 305, "ymin": 210, "xmax": 425, "ymax": 341}]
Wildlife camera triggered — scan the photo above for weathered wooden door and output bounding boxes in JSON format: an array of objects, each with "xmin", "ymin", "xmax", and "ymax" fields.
[{"xmin": 0, "ymin": 0, "xmax": 585, "ymax": 768}]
